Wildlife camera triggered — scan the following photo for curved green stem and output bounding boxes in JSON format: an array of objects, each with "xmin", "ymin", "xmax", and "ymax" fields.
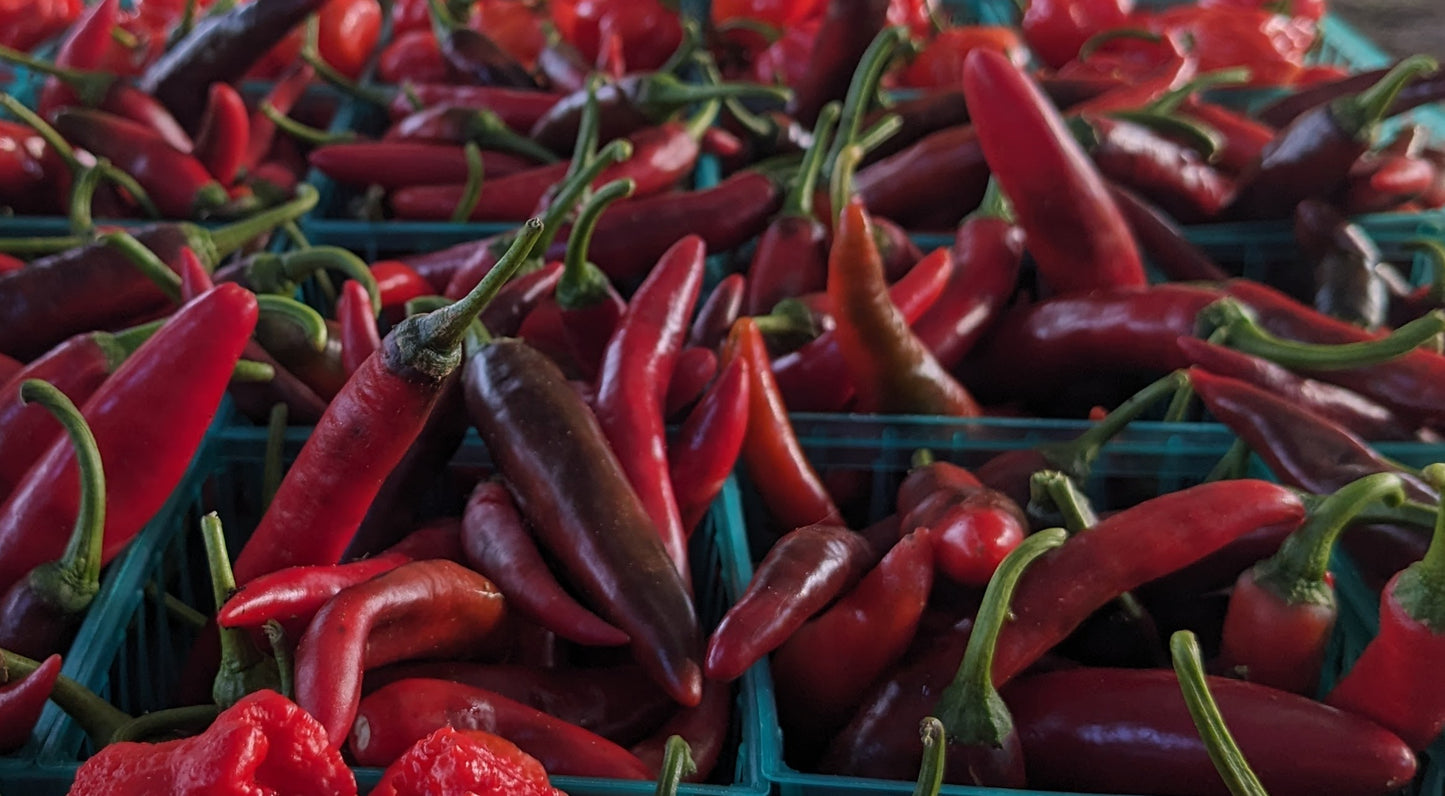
[
  {"xmin": 781, "ymin": 102, "xmax": 840, "ymax": 218},
  {"xmin": 249, "ymin": 246, "xmax": 380, "ymax": 316},
  {"xmin": 208, "ymin": 184, "xmax": 319, "ymax": 260},
  {"xmin": 751, "ymin": 298, "xmax": 819, "ymax": 341},
  {"xmin": 913, "ymin": 717, "xmax": 947, "ymax": 796},
  {"xmin": 823, "ymin": 27, "xmax": 909, "ymax": 184},
  {"xmin": 0, "ymin": 92, "xmax": 80, "ymax": 169},
  {"xmin": 0, "ymin": 45, "xmax": 116, "ymax": 106},
  {"xmin": 201, "ymin": 513, "xmax": 279, "ymax": 708},
  {"xmin": 255, "ymin": 295, "xmax": 329, "ymax": 353},
  {"xmin": 18, "ymin": 380, "xmax": 105, "ymax": 617},
  {"xmin": 261, "ymin": 103, "xmax": 355, "ymax": 146},
  {"xmin": 536, "ymin": 138, "xmax": 633, "ymax": 254},
  {"xmin": 1334, "ymin": 55, "xmax": 1438, "ymax": 140},
  {"xmin": 1405, "ymin": 238, "xmax": 1445, "ymax": 305},
  {"xmin": 0, "ymin": 648, "xmax": 131, "ymax": 747},
  {"xmin": 654, "ymin": 735, "xmax": 697, "ymax": 796},
  {"xmin": 109, "ymin": 705, "xmax": 220, "ymax": 744},
  {"xmin": 1108, "ymin": 109, "xmax": 1223, "ymax": 162},
  {"xmin": 640, "ymin": 72, "xmax": 792, "ymax": 115},
  {"xmin": 264, "ymin": 620, "xmax": 294, "ymax": 700},
  {"xmin": 1036, "ymin": 370, "xmax": 1190, "ymax": 478},
  {"xmin": 1078, "ymin": 29, "xmax": 1162, "ymax": 62},
  {"xmin": 829, "ymin": 143, "xmax": 865, "ymax": 226},
  {"xmin": 1205, "ymin": 298, "xmax": 1445, "ymax": 370},
  {"xmin": 403, "ymin": 219, "xmax": 545, "ymax": 379},
  {"xmin": 1255, "ymin": 473, "xmax": 1405, "ymax": 605},
  {"xmin": 856, "ymin": 113, "xmax": 903, "ymax": 155},
  {"xmin": 657, "ymin": 18, "xmax": 704, "ymax": 76},
  {"xmin": 69, "ymin": 164, "xmax": 104, "ymax": 236},
  {"xmin": 262, "ymin": 403, "xmax": 288, "ymax": 512},
  {"xmin": 405, "ymin": 295, "xmax": 452, "ymax": 317},
  {"xmin": 936, "ymin": 528, "xmax": 1068, "ymax": 744},
  {"xmin": 300, "ymin": 42, "xmax": 395, "ymax": 108},
  {"xmin": 1205, "ymin": 438, "xmax": 1252, "ymax": 483},
  {"xmin": 968, "ymin": 178, "xmax": 1014, "ymax": 224},
  {"xmin": 1030, "ymin": 470, "xmax": 1098, "ymax": 535},
  {"xmin": 464, "ymin": 110, "xmax": 559, "ymax": 164},
  {"xmin": 1393, "ymin": 464, "xmax": 1445, "ymax": 631},
  {"xmin": 0, "ymin": 235, "xmax": 91, "ymax": 255},
  {"xmin": 556, "ymin": 178, "xmax": 633, "ymax": 311},
  {"xmin": 1170, "ymin": 630, "xmax": 1269, "ymax": 796},
  {"xmin": 99, "ymin": 231, "xmax": 182, "ymax": 303},
  {"xmin": 452, "ymin": 141, "xmax": 486, "ymax": 223},
  {"xmin": 231, "ymin": 360, "xmax": 276, "ymax": 383},
  {"xmin": 568, "ymin": 77, "xmax": 603, "ymax": 174},
  {"xmin": 1142, "ymin": 68, "xmax": 1254, "ymax": 115}
]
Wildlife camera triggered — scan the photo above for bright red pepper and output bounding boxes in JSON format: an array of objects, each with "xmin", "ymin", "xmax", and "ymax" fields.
[
  {"xmin": 669, "ymin": 354, "xmax": 749, "ymax": 535},
  {"xmin": 373, "ymin": 726, "xmax": 565, "ymax": 796},
  {"xmin": 193, "ymin": 83, "xmax": 250, "ymax": 186},
  {"xmin": 1146, "ymin": 6, "xmax": 1315, "ymax": 87},
  {"xmin": 336, "ymin": 279, "xmax": 380, "ymax": 376},
  {"xmin": 550, "ymin": 0, "xmax": 680, "ymax": 72},
  {"xmin": 53, "ymin": 108, "xmax": 227, "ymax": 218},
  {"xmin": 963, "ymin": 48, "xmax": 1146, "ymax": 294},
  {"xmin": 1021, "ymin": 0, "xmax": 1132, "ymax": 69},
  {"xmin": 898, "ymin": 26, "xmax": 1028, "ymax": 88},
  {"xmin": 0, "ymin": 651, "xmax": 60, "ymax": 753}
]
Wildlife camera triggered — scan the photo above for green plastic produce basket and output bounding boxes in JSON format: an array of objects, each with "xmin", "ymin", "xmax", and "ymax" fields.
[
  {"xmin": 735, "ymin": 412, "xmax": 1444, "ymax": 796},
  {"xmin": 32, "ymin": 413, "xmax": 772, "ymax": 796}
]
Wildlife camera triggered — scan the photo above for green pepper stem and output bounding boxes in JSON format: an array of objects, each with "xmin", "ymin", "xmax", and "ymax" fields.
[
  {"xmin": 0, "ymin": 648, "xmax": 131, "ymax": 747},
  {"xmin": 1205, "ymin": 438, "xmax": 1252, "ymax": 482},
  {"xmin": 465, "ymin": 109, "xmax": 560, "ymax": 164},
  {"xmin": 406, "ymin": 218, "xmax": 545, "ymax": 378},
  {"xmin": 829, "ymin": 143, "xmax": 865, "ymax": 227},
  {"xmin": 201, "ymin": 512, "xmax": 278, "ymax": 708},
  {"xmin": 0, "ymin": 92, "xmax": 80, "ymax": 169},
  {"xmin": 255, "ymin": 295, "xmax": 329, "ymax": 352},
  {"xmin": 911, "ymin": 448, "xmax": 936, "ymax": 469},
  {"xmin": 1077, "ymin": 28, "xmax": 1162, "ymax": 62},
  {"xmin": 108, "ymin": 704, "xmax": 220, "ymax": 744},
  {"xmin": 657, "ymin": 18, "xmax": 704, "ymax": 76},
  {"xmin": 1170, "ymin": 630, "xmax": 1270, "ymax": 796},
  {"xmin": 231, "ymin": 360, "xmax": 276, "ymax": 383},
  {"xmin": 967, "ymin": 179, "xmax": 1014, "ymax": 224},
  {"xmin": 1393, "ymin": 464, "xmax": 1445, "ymax": 631},
  {"xmin": 68, "ymin": 164, "xmax": 104, "ymax": 236},
  {"xmin": 751, "ymin": 299, "xmax": 819, "ymax": 341},
  {"xmin": 262, "ymin": 403, "xmax": 288, "ymax": 512},
  {"xmin": 405, "ymin": 295, "xmax": 452, "ymax": 317},
  {"xmin": 1038, "ymin": 370, "xmax": 1189, "ymax": 478},
  {"xmin": 1334, "ymin": 55, "xmax": 1439, "ymax": 140},
  {"xmin": 654, "ymin": 736, "xmax": 697, "ymax": 796},
  {"xmin": 824, "ymin": 27, "xmax": 909, "ymax": 184},
  {"xmin": 682, "ymin": 98, "xmax": 722, "ymax": 143},
  {"xmin": 207, "ymin": 185, "xmax": 319, "ymax": 260},
  {"xmin": 146, "ymin": 582, "xmax": 209, "ymax": 628},
  {"xmin": 1255, "ymin": 473, "xmax": 1406, "ymax": 605},
  {"xmin": 1206, "ymin": 298, "xmax": 1445, "ymax": 370},
  {"xmin": 447, "ymin": 142, "xmax": 483, "ymax": 224},
  {"xmin": 100, "ymin": 231, "xmax": 183, "ymax": 303},
  {"xmin": 1163, "ymin": 372, "xmax": 1196, "ymax": 422},
  {"xmin": 1405, "ymin": 238, "xmax": 1445, "ymax": 305},
  {"xmin": 567, "ymin": 77, "xmax": 603, "ymax": 177},
  {"xmin": 300, "ymin": 43, "xmax": 395, "ymax": 108},
  {"xmin": 556, "ymin": 179, "xmax": 633, "ymax": 311},
  {"xmin": 936, "ymin": 528, "xmax": 1068, "ymax": 745},
  {"xmin": 264, "ymin": 620, "xmax": 294, "ymax": 700},
  {"xmin": 1108, "ymin": 109, "xmax": 1223, "ymax": 162},
  {"xmin": 274, "ymin": 247, "xmax": 380, "ymax": 315},
  {"xmin": 781, "ymin": 102, "xmax": 840, "ymax": 219},
  {"xmin": 426, "ymin": 0, "xmax": 463, "ymax": 36},
  {"xmin": 1036, "ymin": 470, "xmax": 1099, "ymax": 534},
  {"xmin": 0, "ymin": 235, "xmax": 91, "ymax": 255},
  {"xmin": 913, "ymin": 717, "xmax": 947, "ymax": 796},
  {"xmin": 641, "ymin": 73, "xmax": 792, "ymax": 115},
  {"xmin": 102, "ymin": 319, "xmax": 163, "ymax": 361},
  {"xmin": 535, "ymin": 137, "xmax": 632, "ymax": 257},
  {"xmin": 0, "ymin": 45, "xmax": 115, "ymax": 105},
  {"xmin": 18, "ymin": 381, "xmax": 106, "ymax": 616},
  {"xmin": 261, "ymin": 102, "xmax": 355, "ymax": 146},
  {"xmin": 854, "ymin": 114, "xmax": 903, "ymax": 156},
  {"xmin": 1140, "ymin": 67, "xmax": 1253, "ymax": 115}
]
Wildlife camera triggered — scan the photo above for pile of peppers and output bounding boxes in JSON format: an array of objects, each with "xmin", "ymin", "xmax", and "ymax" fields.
[{"xmin": 4, "ymin": 0, "xmax": 1445, "ymax": 793}]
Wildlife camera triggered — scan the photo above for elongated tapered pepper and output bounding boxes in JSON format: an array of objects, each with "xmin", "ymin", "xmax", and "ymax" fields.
[
  {"xmin": 1220, "ymin": 473, "xmax": 1406, "ymax": 695},
  {"xmin": 669, "ymin": 354, "xmax": 749, "ymax": 535},
  {"xmin": 194, "ymin": 83, "xmax": 251, "ymax": 187},
  {"xmin": 218, "ymin": 553, "xmax": 409, "ymax": 634},
  {"xmin": 231, "ymin": 220, "xmax": 545, "ymax": 584},
  {"xmin": 632, "ymin": 679, "xmax": 731, "ymax": 783},
  {"xmin": 962, "ymin": 48, "xmax": 1145, "ymax": 294},
  {"xmin": 555, "ymin": 179, "xmax": 633, "ymax": 381},
  {"xmin": 830, "ymin": 197, "xmax": 982, "ymax": 416},
  {"xmin": 462, "ymin": 479, "xmax": 628, "ymax": 647},
  {"xmin": 0, "ymin": 284, "xmax": 256, "ymax": 595},
  {"xmin": 593, "ymin": 235, "xmax": 707, "ymax": 583},
  {"xmin": 1107, "ymin": 182, "xmax": 1231, "ymax": 283},
  {"xmin": 337, "ymin": 279, "xmax": 381, "ymax": 376},
  {"xmin": 463, "ymin": 334, "xmax": 702, "ymax": 707},
  {"xmin": 310, "ymin": 142, "xmax": 534, "ymax": 190},
  {"xmin": 0, "ymin": 651, "xmax": 60, "ymax": 753},
  {"xmin": 0, "ymin": 381, "xmax": 105, "ymax": 660},
  {"xmin": 1326, "ymin": 463, "xmax": 1445, "ymax": 750}
]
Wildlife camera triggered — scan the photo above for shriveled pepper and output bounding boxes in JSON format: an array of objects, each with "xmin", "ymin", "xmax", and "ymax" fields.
[{"xmin": 373, "ymin": 726, "xmax": 566, "ymax": 796}]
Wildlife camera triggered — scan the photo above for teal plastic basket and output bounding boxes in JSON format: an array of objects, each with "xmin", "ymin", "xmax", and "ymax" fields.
[
  {"xmin": 35, "ymin": 423, "xmax": 772, "ymax": 796},
  {"xmin": 737, "ymin": 413, "xmax": 1443, "ymax": 796}
]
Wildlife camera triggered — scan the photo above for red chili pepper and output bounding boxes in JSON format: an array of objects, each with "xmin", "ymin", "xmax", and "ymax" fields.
[
  {"xmin": 317, "ymin": 0, "xmax": 383, "ymax": 78},
  {"xmin": 353, "ymin": 678, "xmax": 654, "ymax": 776},
  {"xmin": 551, "ymin": 0, "xmax": 680, "ymax": 73},
  {"xmin": 231, "ymin": 221, "xmax": 545, "ymax": 584},
  {"xmin": 726, "ymin": 318, "xmax": 845, "ymax": 532},
  {"xmin": 193, "ymin": 83, "xmax": 249, "ymax": 186},
  {"xmin": 463, "ymin": 335, "xmax": 702, "ymax": 706},
  {"xmin": 669, "ymin": 353, "xmax": 749, "ymax": 535},
  {"xmin": 1008, "ymin": 667, "xmax": 1417, "ymax": 796},
  {"xmin": 900, "ymin": 26, "xmax": 1028, "ymax": 88},
  {"xmin": 1181, "ymin": 99, "xmax": 1275, "ymax": 174},
  {"xmin": 1021, "ymin": 0, "xmax": 1132, "ymax": 69},
  {"xmin": 336, "ymin": 279, "xmax": 380, "ymax": 376},
  {"xmin": 35, "ymin": 0, "xmax": 118, "ymax": 117},
  {"xmin": 373, "ymin": 726, "xmax": 564, "ymax": 796},
  {"xmin": 53, "ymin": 108, "xmax": 228, "ymax": 218},
  {"xmin": 309, "ymin": 142, "xmax": 534, "ymax": 191},
  {"xmin": 1177, "ymin": 337, "xmax": 1421, "ymax": 441},
  {"xmin": 244, "ymin": 63, "xmax": 314, "ymax": 174},
  {"xmin": 0, "ymin": 284, "xmax": 255, "ymax": 594},
  {"xmin": 1145, "ymin": 6, "xmax": 1314, "ymax": 88},
  {"xmin": 663, "ymin": 346, "xmax": 717, "ymax": 420},
  {"xmin": 1075, "ymin": 112, "xmax": 1236, "ymax": 223},
  {"xmin": 772, "ymin": 244, "xmax": 952, "ymax": 411},
  {"xmin": 706, "ymin": 523, "xmax": 879, "ymax": 682},
  {"xmin": 379, "ymin": 28, "xmax": 453, "ymax": 83},
  {"xmin": 787, "ymin": 0, "xmax": 889, "ymax": 125},
  {"xmin": 631, "ymin": 678, "xmax": 732, "ymax": 782},
  {"xmin": 964, "ymin": 48, "xmax": 1146, "ymax": 294},
  {"xmin": 772, "ymin": 529, "xmax": 935, "ymax": 746},
  {"xmin": 1344, "ymin": 152, "xmax": 1437, "ymax": 215},
  {"xmin": 1228, "ymin": 56, "xmax": 1438, "ymax": 220},
  {"xmin": 554, "ymin": 179, "xmax": 632, "ymax": 381},
  {"xmin": 1106, "ymin": 181, "xmax": 1231, "ymax": 283},
  {"xmin": 387, "ymin": 85, "xmax": 563, "ymax": 130},
  {"xmin": 854, "ymin": 125, "xmax": 988, "ymax": 230},
  {"xmin": 912, "ymin": 186, "xmax": 1023, "ymax": 371},
  {"xmin": 688, "ymin": 272, "xmax": 745, "ymax": 351},
  {"xmin": 593, "ymin": 235, "xmax": 707, "ymax": 583},
  {"xmin": 294, "ymin": 559, "xmax": 509, "ymax": 746},
  {"xmin": 371, "ymin": 260, "xmax": 432, "ymax": 311},
  {"xmin": 0, "ymin": 0, "xmax": 80, "ymax": 53},
  {"xmin": 70, "ymin": 689, "xmax": 358, "ymax": 795},
  {"xmin": 1325, "ymin": 463, "xmax": 1445, "ymax": 749},
  {"xmin": 0, "ymin": 651, "xmax": 60, "ymax": 753},
  {"xmin": 906, "ymin": 484, "xmax": 1027, "ymax": 588},
  {"xmin": 461, "ymin": 478, "xmax": 628, "ymax": 647},
  {"xmin": 830, "ymin": 198, "xmax": 981, "ymax": 415},
  {"xmin": 0, "ymin": 120, "xmax": 50, "ymax": 214},
  {"xmin": 217, "ymin": 552, "xmax": 408, "ymax": 636},
  {"xmin": 0, "ymin": 381, "xmax": 108, "ymax": 660}
]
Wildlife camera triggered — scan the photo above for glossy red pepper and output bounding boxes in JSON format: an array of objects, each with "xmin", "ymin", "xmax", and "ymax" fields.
[
  {"xmin": 231, "ymin": 222, "xmax": 545, "ymax": 584},
  {"xmin": 379, "ymin": 28, "xmax": 453, "ymax": 83},
  {"xmin": 551, "ymin": 0, "xmax": 680, "ymax": 72},
  {"xmin": 773, "ymin": 529, "xmax": 935, "ymax": 748},
  {"xmin": 1220, "ymin": 473, "xmax": 1406, "ymax": 695},
  {"xmin": 706, "ymin": 523, "xmax": 880, "ymax": 682},
  {"xmin": 194, "ymin": 83, "xmax": 250, "ymax": 186},
  {"xmin": 0, "ymin": 651, "xmax": 60, "ymax": 753},
  {"xmin": 0, "ymin": 284, "xmax": 255, "ymax": 594},
  {"xmin": 669, "ymin": 354, "xmax": 749, "ymax": 535},
  {"xmin": 1181, "ymin": 99, "xmax": 1276, "ymax": 175},
  {"xmin": 689, "ymin": 273, "xmax": 745, "ymax": 351},
  {"xmin": 593, "ymin": 235, "xmax": 707, "ymax": 583},
  {"xmin": 35, "ymin": 0, "xmax": 118, "ymax": 117},
  {"xmin": 1076, "ymin": 113, "xmax": 1236, "ymax": 223},
  {"xmin": 1009, "ymin": 667, "xmax": 1416, "ymax": 796},
  {"xmin": 294, "ymin": 559, "xmax": 509, "ymax": 747},
  {"xmin": 336, "ymin": 279, "xmax": 380, "ymax": 376},
  {"xmin": 217, "ymin": 552, "xmax": 408, "ymax": 635},
  {"xmin": 309, "ymin": 142, "xmax": 534, "ymax": 191},
  {"xmin": 53, "ymin": 108, "xmax": 227, "ymax": 218},
  {"xmin": 1145, "ymin": 6, "xmax": 1314, "ymax": 88},
  {"xmin": 1106, "ymin": 181, "xmax": 1231, "ymax": 282},
  {"xmin": 1022, "ymin": 0, "xmax": 1132, "ymax": 69},
  {"xmin": 663, "ymin": 346, "xmax": 717, "ymax": 420},
  {"xmin": 787, "ymin": 0, "xmax": 889, "ymax": 125},
  {"xmin": 854, "ymin": 125, "xmax": 988, "ymax": 230},
  {"xmin": 964, "ymin": 49, "xmax": 1146, "ymax": 294},
  {"xmin": 373, "ymin": 726, "xmax": 564, "ymax": 796},
  {"xmin": 353, "ymin": 678, "xmax": 654, "ymax": 776},
  {"xmin": 631, "ymin": 678, "xmax": 732, "ymax": 782},
  {"xmin": 726, "ymin": 318, "xmax": 845, "ymax": 533},
  {"xmin": 460, "ymin": 479, "xmax": 628, "ymax": 647},
  {"xmin": 387, "ymin": 85, "xmax": 563, "ymax": 130},
  {"xmin": 244, "ymin": 63, "xmax": 314, "ymax": 174},
  {"xmin": 371, "ymin": 260, "xmax": 432, "ymax": 311},
  {"xmin": 554, "ymin": 179, "xmax": 632, "ymax": 381}
]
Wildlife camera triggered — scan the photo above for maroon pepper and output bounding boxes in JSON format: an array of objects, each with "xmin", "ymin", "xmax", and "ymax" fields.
[
  {"xmin": 787, "ymin": 0, "xmax": 889, "ymax": 126},
  {"xmin": 689, "ymin": 273, "xmax": 745, "ymax": 352},
  {"xmin": 1107, "ymin": 181, "xmax": 1231, "ymax": 282},
  {"xmin": 1075, "ymin": 112, "xmax": 1236, "ymax": 223},
  {"xmin": 310, "ymin": 142, "xmax": 536, "ymax": 190},
  {"xmin": 854, "ymin": 125, "xmax": 989, "ymax": 230}
]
